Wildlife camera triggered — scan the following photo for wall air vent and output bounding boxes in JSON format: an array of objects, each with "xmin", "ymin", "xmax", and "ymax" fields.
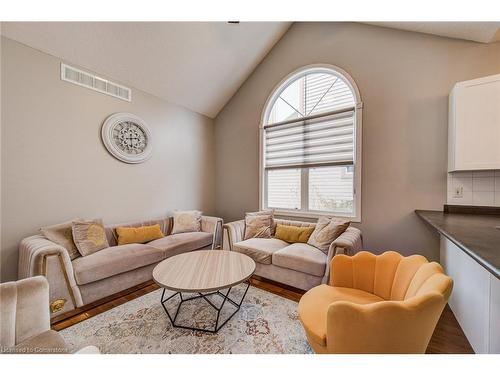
[{"xmin": 60, "ymin": 63, "xmax": 131, "ymax": 102}]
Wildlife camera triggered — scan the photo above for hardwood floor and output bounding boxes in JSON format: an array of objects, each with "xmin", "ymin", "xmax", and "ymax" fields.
[
  {"xmin": 426, "ymin": 304, "xmax": 474, "ymax": 354},
  {"xmin": 51, "ymin": 277, "xmax": 474, "ymax": 354}
]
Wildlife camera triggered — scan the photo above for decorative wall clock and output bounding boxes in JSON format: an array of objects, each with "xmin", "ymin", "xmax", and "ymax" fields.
[{"xmin": 101, "ymin": 113, "xmax": 153, "ymax": 164}]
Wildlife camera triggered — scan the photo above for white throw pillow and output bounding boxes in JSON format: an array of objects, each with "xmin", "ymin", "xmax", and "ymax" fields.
[
  {"xmin": 245, "ymin": 209, "xmax": 275, "ymax": 236},
  {"xmin": 243, "ymin": 214, "xmax": 273, "ymax": 240},
  {"xmin": 171, "ymin": 210, "xmax": 202, "ymax": 234},
  {"xmin": 307, "ymin": 216, "xmax": 350, "ymax": 254}
]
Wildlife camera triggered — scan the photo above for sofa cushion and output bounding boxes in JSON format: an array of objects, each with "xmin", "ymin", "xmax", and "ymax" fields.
[
  {"xmin": 147, "ymin": 231, "xmax": 212, "ymax": 257},
  {"xmin": 272, "ymin": 243, "xmax": 327, "ymax": 277},
  {"xmin": 233, "ymin": 238, "xmax": 288, "ymax": 265},
  {"xmin": 298, "ymin": 285, "xmax": 384, "ymax": 347},
  {"xmin": 73, "ymin": 243, "xmax": 164, "ymax": 285}
]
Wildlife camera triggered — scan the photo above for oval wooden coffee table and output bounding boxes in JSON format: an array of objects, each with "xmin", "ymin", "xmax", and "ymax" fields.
[{"xmin": 153, "ymin": 250, "xmax": 256, "ymax": 333}]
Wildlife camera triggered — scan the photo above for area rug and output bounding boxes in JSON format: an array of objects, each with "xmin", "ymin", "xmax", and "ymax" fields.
[{"xmin": 60, "ymin": 284, "xmax": 312, "ymax": 354}]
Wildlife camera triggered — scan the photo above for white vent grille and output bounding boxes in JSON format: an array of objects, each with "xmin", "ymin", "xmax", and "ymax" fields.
[{"xmin": 60, "ymin": 63, "xmax": 131, "ymax": 102}]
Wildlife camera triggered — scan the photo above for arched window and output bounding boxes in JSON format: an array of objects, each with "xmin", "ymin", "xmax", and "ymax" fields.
[{"xmin": 260, "ymin": 64, "xmax": 362, "ymax": 220}]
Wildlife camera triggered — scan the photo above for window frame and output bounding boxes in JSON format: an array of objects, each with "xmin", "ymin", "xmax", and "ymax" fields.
[{"xmin": 259, "ymin": 64, "xmax": 363, "ymax": 222}]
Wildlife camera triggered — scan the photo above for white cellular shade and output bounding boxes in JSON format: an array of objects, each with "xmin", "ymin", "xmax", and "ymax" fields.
[
  {"xmin": 265, "ymin": 110, "xmax": 354, "ymax": 169},
  {"xmin": 267, "ymin": 169, "xmax": 301, "ymax": 209}
]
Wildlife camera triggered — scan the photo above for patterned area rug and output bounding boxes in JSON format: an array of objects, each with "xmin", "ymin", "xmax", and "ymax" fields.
[{"xmin": 60, "ymin": 285, "xmax": 312, "ymax": 354}]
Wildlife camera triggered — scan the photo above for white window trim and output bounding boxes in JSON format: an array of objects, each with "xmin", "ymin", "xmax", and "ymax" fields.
[{"xmin": 259, "ymin": 64, "xmax": 363, "ymax": 222}]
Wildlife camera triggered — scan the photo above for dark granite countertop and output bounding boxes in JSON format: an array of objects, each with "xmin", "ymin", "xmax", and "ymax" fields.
[{"xmin": 416, "ymin": 210, "xmax": 500, "ymax": 279}]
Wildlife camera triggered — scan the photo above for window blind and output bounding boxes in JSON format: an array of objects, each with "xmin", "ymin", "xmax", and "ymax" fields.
[{"xmin": 264, "ymin": 109, "xmax": 355, "ymax": 169}]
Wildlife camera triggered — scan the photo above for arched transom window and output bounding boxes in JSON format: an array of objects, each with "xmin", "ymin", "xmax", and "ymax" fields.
[{"xmin": 260, "ymin": 65, "xmax": 362, "ymax": 220}]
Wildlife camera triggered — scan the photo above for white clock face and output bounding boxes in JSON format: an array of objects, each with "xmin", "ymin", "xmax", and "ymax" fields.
[
  {"xmin": 113, "ymin": 121, "xmax": 148, "ymax": 154},
  {"xmin": 102, "ymin": 113, "xmax": 153, "ymax": 163}
]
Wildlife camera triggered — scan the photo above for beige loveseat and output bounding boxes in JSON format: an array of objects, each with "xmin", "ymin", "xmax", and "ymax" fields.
[
  {"xmin": 18, "ymin": 215, "xmax": 222, "ymax": 317},
  {"xmin": 0, "ymin": 276, "xmax": 99, "ymax": 354},
  {"xmin": 224, "ymin": 218, "xmax": 362, "ymax": 291}
]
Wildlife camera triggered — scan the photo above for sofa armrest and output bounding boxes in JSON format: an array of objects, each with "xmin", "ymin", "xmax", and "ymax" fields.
[
  {"xmin": 18, "ymin": 235, "xmax": 83, "ymax": 314},
  {"xmin": 0, "ymin": 276, "xmax": 51, "ymax": 346},
  {"xmin": 321, "ymin": 227, "xmax": 363, "ymax": 284},
  {"xmin": 332, "ymin": 226, "xmax": 362, "ymax": 256},
  {"xmin": 223, "ymin": 220, "xmax": 245, "ymax": 250},
  {"xmin": 201, "ymin": 216, "xmax": 223, "ymax": 249}
]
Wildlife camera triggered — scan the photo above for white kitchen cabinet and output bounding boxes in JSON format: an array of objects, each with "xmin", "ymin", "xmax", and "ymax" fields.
[
  {"xmin": 448, "ymin": 74, "xmax": 500, "ymax": 172},
  {"xmin": 490, "ymin": 275, "xmax": 500, "ymax": 353},
  {"xmin": 440, "ymin": 236, "xmax": 499, "ymax": 353}
]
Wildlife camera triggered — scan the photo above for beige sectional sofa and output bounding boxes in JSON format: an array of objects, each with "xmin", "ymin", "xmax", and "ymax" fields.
[
  {"xmin": 18, "ymin": 215, "xmax": 222, "ymax": 317},
  {"xmin": 224, "ymin": 218, "xmax": 362, "ymax": 291}
]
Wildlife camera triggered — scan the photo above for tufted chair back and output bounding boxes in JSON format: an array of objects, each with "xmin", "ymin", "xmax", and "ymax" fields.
[{"xmin": 330, "ymin": 251, "xmax": 453, "ymax": 302}]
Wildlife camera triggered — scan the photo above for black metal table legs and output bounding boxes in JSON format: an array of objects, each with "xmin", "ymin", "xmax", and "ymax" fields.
[{"xmin": 160, "ymin": 281, "xmax": 251, "ymax": 333}]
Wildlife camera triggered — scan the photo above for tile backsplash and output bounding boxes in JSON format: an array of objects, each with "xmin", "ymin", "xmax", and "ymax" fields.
[{"xmin": 447, "ymin": 170, "xmax": 500, "ymax": 207}]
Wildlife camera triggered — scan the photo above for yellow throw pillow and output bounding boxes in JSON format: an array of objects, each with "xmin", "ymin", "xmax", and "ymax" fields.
[
  {"xmin": 116, "ymin": 224, "xmax": 164, "ymax": 245},
  {"xmin": 275, "ymin": 224, "xmax": 315, "ymax": 244}
]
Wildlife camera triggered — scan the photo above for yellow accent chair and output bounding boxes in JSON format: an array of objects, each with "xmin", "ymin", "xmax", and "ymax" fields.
[{"xmin": 298, "ymin": 251, "xmax": 453, "ymax": 354}]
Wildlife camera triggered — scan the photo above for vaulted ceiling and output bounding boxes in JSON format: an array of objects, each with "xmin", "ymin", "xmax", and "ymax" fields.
[
  {"xmin": 2, "ymin": 22, "xmax": 498, "ymax": 118},
  {"xmin": 364, "ymin": 22, "xmax": 500, "ymax": 43},
  {"xmin": 1, "ymin": 22, "xmax": 291, "ymax": 118}
]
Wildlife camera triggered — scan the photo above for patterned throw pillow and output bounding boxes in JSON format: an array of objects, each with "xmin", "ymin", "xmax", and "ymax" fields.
[
  {"xmin": 171, "ymin": 210, "xmax": 202, "ymax": 234},
  {"xmin": 243, "ymin": 211, "xmax": 273, "ymax": 240},
  {"xmin": 72, "ymin": 219, "xmax": 109, "ymax": 256},
  {"xmin": 245, "ymin": 209, "xmax": 275, "ymax": 235},
  {"xmin": 307, "ymin": 216, "xmax": 350, "ymax": 254},
  {"xmin": 40, "ymin": 219, "xmax": 82, "ymax": 260}
]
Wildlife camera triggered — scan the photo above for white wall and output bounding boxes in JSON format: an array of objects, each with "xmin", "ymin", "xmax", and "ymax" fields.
[
  {"xmin": 214, "ymin": 22, "xmax": 500, "ymax": 261},
  {"xmin": 1, "ymin": 37, "xmax": 215, "ymax": 281}
]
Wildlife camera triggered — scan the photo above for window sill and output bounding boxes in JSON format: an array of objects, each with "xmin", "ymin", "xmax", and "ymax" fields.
[{"xmin": 269, "ymin": 209, "xmax": 361, "ymax": 223}]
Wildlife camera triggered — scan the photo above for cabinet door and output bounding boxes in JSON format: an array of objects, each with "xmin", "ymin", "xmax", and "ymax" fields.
[
  {"xmin": 454, "ymin": 76, "xmax": 500, "ymax": 170},
  {"xmin": 490, "ymin": 274, "xmax": 500, "ymax": 354},
  {"xmin": 440, "ymin": 236, "xmax": 490, "ymax": 353}
]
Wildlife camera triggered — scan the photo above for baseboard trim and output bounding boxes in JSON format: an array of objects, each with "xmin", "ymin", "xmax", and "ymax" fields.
[{"xmin": 250, "ymin": 275, "xmax": 306, "ymax": 295}]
